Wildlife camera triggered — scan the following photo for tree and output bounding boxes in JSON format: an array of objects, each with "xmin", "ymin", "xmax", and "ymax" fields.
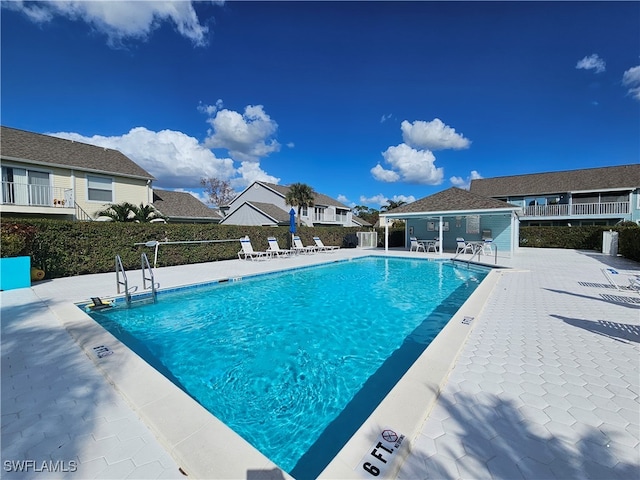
[
  {"xmin": 132, "ymin": 203, "xmax": 166, "ymax": 223},
  {"xmin": 352, "ymin": 205, "xmax": 380, "ymax": 225},
  {"xmin": 95, "ymin": 202, "xmax": 138, "ymax": 222},
  {"xmin": 95, "ymin": 202, "xmax": 165, "ymax": 223},
  {"xmin": 285, "ymin": 182, "xmax": 315, "ymax": 228},
  {"xmin": 200, "ymin": 177, "xmax": 236, "ymax": 207},
  {"xmin": 381, "ymin": 200, "xmax": 407, "ymax": 212}
]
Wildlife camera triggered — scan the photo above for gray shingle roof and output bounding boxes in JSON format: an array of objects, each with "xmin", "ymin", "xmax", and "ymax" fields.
[
  {"xmin": 470, "ymin": 164, "xmax": 640, "ymax": 197},
  {"xmin": 385, "ymin": 187, "xmax": 518, "ymax": 215},
  {"xmin": 1, "ymin": 126, "xmax": 154, "ymax": 179},
  {"xmin": 152, "ymin": 189, "xmax": 222, "ymax": 220},
  {"xmin": 248, "ymin": 201, "xmax": 291, "ymax": 223},
  {"xmin": 352, "ymin": 215, "xmax": 372, "ymax": 227},
  {"xmin": 258, "ymin": 181, "xmax": 349, "ymax": 209}
]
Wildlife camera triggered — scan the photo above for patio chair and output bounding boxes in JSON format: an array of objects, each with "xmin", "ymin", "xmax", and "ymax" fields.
[
  {"xmin": 456, "ymin": 237, "xmax": 474, "ymax": 255},
  {"xmin": 426, "ymin": 239, "xmax": 440, "ymax": 253},
  {"xmin": 238, "ymin": 236, "xmax": 271, "ymax": 261},
  {"xmin": 481, "ymin": 238, "xmax": 494, "ymax": 255},
  {"xmin": 313, "ymin": 236, "xmax": 339, "ymax": 252},
  {"xmin": 409, "ymin": 236, "xmax": 426, "ymax": 252},
  {"xmin": 267, "ymin": 237, "xmax": 294, "ymax": 257},
  {"xmin": 293, "ymin": 236, "xmax": 317, "ymax": 254}
]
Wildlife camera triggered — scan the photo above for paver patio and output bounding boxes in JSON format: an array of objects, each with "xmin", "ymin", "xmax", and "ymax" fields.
[{"xmin": 1, "ymin": 247, "xmax": 638, "ymax": 479}]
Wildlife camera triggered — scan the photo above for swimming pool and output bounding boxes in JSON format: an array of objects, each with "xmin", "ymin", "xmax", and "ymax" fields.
[{"xmin": 87, "ymin": 256, "xmax": 488, "ymax": 477}]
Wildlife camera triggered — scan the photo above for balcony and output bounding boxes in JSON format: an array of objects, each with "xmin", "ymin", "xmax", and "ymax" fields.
[
  {"xmin": 521, "ymin": 201, "xmax": 630, "ymax": 217},
  {"xmin": 1, "ymin": 182, "xmax": 74, "ymax": 209},
  {"xmin": 313, "ymin": 212, "xmax": 348, "ymax": 224}
]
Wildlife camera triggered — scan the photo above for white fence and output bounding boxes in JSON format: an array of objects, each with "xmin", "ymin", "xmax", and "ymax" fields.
[{"xmin": 356, "ymin": 231, "xmax": 378, "ymax": 248}]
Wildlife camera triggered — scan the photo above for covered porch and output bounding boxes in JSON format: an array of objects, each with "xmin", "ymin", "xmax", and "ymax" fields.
[{"xmin": 380, "ymin": 187, "xmax": 522, "ymax": 258}]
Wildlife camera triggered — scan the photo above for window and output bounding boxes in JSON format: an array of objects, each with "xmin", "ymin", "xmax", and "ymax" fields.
[{"xmin": 87, "ymin": 175, "xmax": 113, "ymax": 202}]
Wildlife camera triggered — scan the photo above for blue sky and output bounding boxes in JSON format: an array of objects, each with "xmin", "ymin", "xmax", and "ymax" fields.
[{"xmin": 2, "ymin": 1, "xmax": 639, "ymax": 209}]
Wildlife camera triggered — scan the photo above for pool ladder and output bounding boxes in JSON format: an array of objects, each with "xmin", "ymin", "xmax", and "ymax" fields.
[{"xmin": 115, "ymin": 253, "xmax": 157, "ymax": 305}]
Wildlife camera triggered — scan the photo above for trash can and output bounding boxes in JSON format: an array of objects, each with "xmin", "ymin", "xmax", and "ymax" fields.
[{"xmin": 602, "ymin": 230, "xmax": 618, "ymax": 256}]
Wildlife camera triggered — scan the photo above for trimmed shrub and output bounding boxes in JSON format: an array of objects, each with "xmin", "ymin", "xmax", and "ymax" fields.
[
  {"xmin": 0, "ymin": 218, "xmax": 367, "ymax": 279},
  {"xmin": 520, "ymin": 225, "xmax": 640, "ymax": 262}
]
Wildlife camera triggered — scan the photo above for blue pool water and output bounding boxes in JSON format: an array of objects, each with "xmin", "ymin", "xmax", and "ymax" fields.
[{"xmin": 87, "ymin": 256, "xmax": 488, "ymax": 477}]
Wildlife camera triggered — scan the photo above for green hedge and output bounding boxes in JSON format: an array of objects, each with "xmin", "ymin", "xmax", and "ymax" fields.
[
  {"xmin": 520, "ymin": 225, "xmax": 640, "ymax": 262},
  {"xmin": 0, "ymin": 218, "xmax": 367, "ymax": 279},
  {"xmin": 4, "ymin": 219, "xmax": 637, "ymax": 279}
]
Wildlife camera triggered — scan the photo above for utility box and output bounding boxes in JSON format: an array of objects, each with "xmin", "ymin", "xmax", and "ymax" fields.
[{"xmin": 602, "ymin": 230, "xmax": 619, "ymax": 256}]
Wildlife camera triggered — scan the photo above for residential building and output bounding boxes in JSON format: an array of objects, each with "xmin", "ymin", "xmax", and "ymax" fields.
[
  {"xmin": 220, "ymin": 181, "xmax": 368, "ymax": 227},
  {"xmin": 470, "ymin": 164, "xmax": 640, "ymax": 226},
  {"xmin": 152, "ymin": 189, "xmax": 222, "ymax": 223},
  {"xmin": 1, "ymin": 126, "xmax": 154, "ymax": 221}
]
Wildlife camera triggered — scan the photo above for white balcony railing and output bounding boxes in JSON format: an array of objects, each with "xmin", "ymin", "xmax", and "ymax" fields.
[
  {"xmin": 313, "ymin": 212, "xmax": 348, "ymax": 224},
  {"xmin": 1, "ymin": 182, "xmax": 74, "ymax": 208},
  {"xmin": 522, "ymin": 201, "xmax": 629, "ymax": 217}
]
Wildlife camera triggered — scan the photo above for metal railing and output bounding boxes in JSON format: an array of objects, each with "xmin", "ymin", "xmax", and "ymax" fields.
[
  {"xmin": 521, "ymin": 201, "xmax": 630, "ymax": 217},
  {"xmin": 313, "ymin": 212, "xmax": 348, "ymax": 223},
  {"xmin": 141, "ymin": 253, "xmax": 157, "ymax": 302},
  {"xmin": 1, "ymin": 182, "xmax": 74, "ymax": 208},
  {"xmin": 115, "ymin": 255, "xmax": 131, "ymax": 305},
  {"xmin": 75, "ymin": 202, "xmax": 93, "ymax": 221}
]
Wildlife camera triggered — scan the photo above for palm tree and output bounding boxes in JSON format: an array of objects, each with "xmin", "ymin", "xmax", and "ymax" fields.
[
  {"xmin": 381, "ymin": 200, "xmax": 407, "ymax": 212},
  {"xmin": 95, "ymin": 202, "xmax": 166, "ymax": 222},
  {"xmin": 132, "ymin": 203, "xmax": 166, "ymax": 223},
  {"xmin": 285, "ymin": 183, "xmax": 315, "ymax": 228},
  {"xmin": 95, "ymin": 202, "xmax": 138, "ymax": 222}
]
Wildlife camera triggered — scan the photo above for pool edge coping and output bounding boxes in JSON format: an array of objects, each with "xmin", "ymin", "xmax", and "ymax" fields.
[{"xmin": 317, "ymin": 267, "xmax": 505, "ymax": 479}]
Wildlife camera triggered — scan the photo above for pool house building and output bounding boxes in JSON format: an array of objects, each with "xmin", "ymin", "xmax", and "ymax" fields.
[{"xmin": 380, "ymin": 187, "xmax": 521, "ymax": 256}]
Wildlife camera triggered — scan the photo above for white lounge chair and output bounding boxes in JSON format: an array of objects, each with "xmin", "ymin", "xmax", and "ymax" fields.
[
  {"xmin": 313, "ymin": 236, "xmax": 339, "ymax": 252},
  {"xmin": 267, "ymin": 237, "xmax": 294, "ymax": 257},
  {"xmin": 602, "ymin": 268, "xmax": 640, "ymax": 293},
  {"xmin": 409, "ymin": 236, "xmax": 425, "ymax": 252},
  {"xmin": 238, "ymin": 236, "xmax": 271, "ymax": 260},
  {"xmin": 293, "ymin": 236, "xmax": 317, "ymax": 254},
  {"xmin": 456, "ymin": 237, "xmax": 474, "ymax": 255}
]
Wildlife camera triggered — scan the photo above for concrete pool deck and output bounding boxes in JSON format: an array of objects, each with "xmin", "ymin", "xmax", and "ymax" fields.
[{"xmin": 1, "ymin": 247, "xmax": 639, "ymax": 479}]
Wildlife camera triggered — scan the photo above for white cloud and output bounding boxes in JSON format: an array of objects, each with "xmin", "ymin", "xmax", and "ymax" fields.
[
  {"xmin": 233, "ymin": 161, "xmax": 280, "ymax": 190},
  {"xmin": 204, "ymin": 105, "xmax": 281, "ymax": 162},
  {"xmin": 358, "ymin": 193, "xmax": 416, "ymax": 208},
  {"xmin": 198, "ymin": 99, "xmax": 224, "ymax": 116},
  {"xmin": 373, "ymin": 143, "xmax": 444, "ymax": 185},
  {"xmin": 3, "ymin": 0, "xmax": 219, "ymax": 47},
  {"xmin": 336, "ymin": 194, "xmax": 350, "ymax": 204},
  {"xmin": 371, "ymin": 163, "xmax": 400, "ymax": 183},
  {"xmin": 450, "ymin": 170, "xmax": 483, "ymax": 190},
  {"xmin": 622, "ymin": 65, "xmax": 640, "ymax": 101},
  {"xmin": 380, "ymin": 113, "xmax": 393, "ymax": 123},
  {"xmin": 49, "ymin": 127, "xmax": 236, "ymax": 188},
  {"xmin": 401, "ymin": 119, "xmax": 470, "ymax": 151},
  {"xmin": 576, "ymin": 54, "xmax": 606, "ymax": 73},
  {"xmin": 391, "ymin": 194, "xmax": 416, "ymax": 204},
  {"xmin": 360, "ymin": 194, "xmax": 389, "ymax": 207}
]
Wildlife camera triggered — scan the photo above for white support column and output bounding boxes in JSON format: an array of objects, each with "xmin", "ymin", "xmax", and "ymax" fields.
[
  {"xmin": 385, "ymin": 221, "xmax": 389, "ymax": 252},
  {"xmin": 439, "ymin": 216, "xmax": 444, "ymax": 255}
]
